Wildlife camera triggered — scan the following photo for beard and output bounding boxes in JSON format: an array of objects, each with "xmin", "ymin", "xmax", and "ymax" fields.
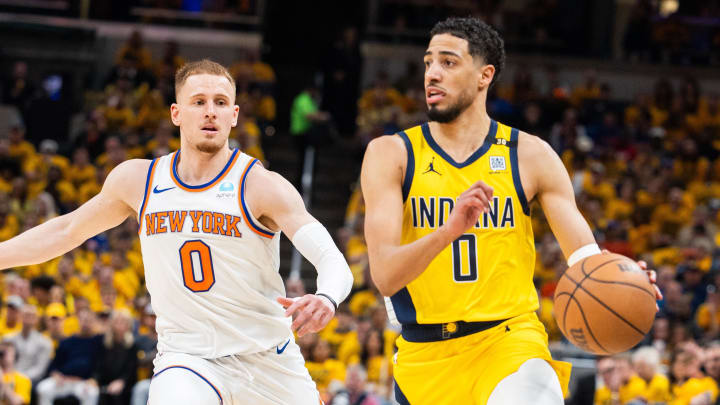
[
  {"xmin": 194, "ymin": 138, "xmax": 224, "ymax": 154},
  {"xmin": 427, "ymin": 89, "xmax": 474, "ymax": 124}
]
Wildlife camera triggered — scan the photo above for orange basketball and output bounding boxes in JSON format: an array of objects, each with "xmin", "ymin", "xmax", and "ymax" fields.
[{"xmin": 553, "ymin": 253, "xmax": 656, "ymax": 355}]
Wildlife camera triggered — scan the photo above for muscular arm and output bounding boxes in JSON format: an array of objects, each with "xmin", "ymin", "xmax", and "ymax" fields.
[
  {"xmin": 247, "ymin": 165, "xmax": 353, "ymax": 335},
  {"xmin": 0, "ymin": 160, "xmax": 149, "ymax": 270},
  {"xmin": 519, "ymin": 133, "xmax": 595, "ymax": 259},
  {"xmin": 245, "ymin": 165, "xmax": 316, "ymax": 237},
  {"xmin": 361, "ymin": 136, "xmax": 491, "ymax": 297}
]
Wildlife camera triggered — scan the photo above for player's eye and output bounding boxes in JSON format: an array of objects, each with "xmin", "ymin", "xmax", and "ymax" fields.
[
  {"xmin": 217, "ymin": 100, "xmax": 226, "ymax": 105},
  {"xmin": 424, "ymin": 60, "xmax": 431, "ymax": 68},
  {"xmin": 195, "ymin": 100, "xmax": 204, "ymax": 105},
  {"xmin": 444, "ymin": 60, "xmax": 456, "ymax": 67}
]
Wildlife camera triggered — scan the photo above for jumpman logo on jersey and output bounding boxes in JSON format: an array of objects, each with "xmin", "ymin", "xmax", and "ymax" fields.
[{"xmin": 423, "ymin": 157, "xmax": 441, "ymax": 175}]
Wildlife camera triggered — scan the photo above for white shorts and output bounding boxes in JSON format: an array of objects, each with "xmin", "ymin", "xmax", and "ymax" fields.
[{"xmin": 148, "ymin": 337, "xmax": 320, "ymax": 405}]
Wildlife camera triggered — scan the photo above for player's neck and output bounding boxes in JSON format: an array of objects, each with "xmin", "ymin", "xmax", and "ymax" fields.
[
  {"xmin": 428, "ymin": 101, "xmax": 491, "ymax": 151},
  {"xmin": 176, "ymin": 145, "xmax": 233, "ymax": 185}
]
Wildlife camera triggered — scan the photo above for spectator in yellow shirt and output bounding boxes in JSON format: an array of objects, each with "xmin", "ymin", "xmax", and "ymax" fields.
[
  {"xmin": 632, "ymin": 346, "xmax": 672, "ymax": 403},
  {"xmin": 0, "ymin": 341, "xmax": 31, "ymax": 404},
  {"xmin": 704, "ymin": 343, "xmax": 720, "ymax": 388},
  {"xmin": 44, "ymin": 303, "xmax": 66, "ymax": 350},
  {"xmin": 337, "ymin": 318, "xmax": 371, "ymax": 366},
  {"xmin": 7, "ymin": 125, "xmax": 35, "ymax": 163},
  {"xmin": 134, "ymin": 89, "xmax": 168, "ymax": 131},
  {"xmin": 368, "ymin": 305, "xmax": 398, "ymax": 361},
  {"xmin": 68, "ymin": 148, "xmax": 96, "ymax": 189},
  {"xmin": 0, "ymin": 199, "xmax": 19, "ymax": 242},
  {"xmin": 670, "ymin": 348, "xmax": 718, "ymax": 405},
  {"xmin": 696, "ymin": 284, "xmax": 720, "ymax": 339},
  {"xmin": 115, "ymin": 30, "xmax": 152, "ymax": 70},
  {"xmin": 354, "ymin": 328, "xmax": 392, "ymax": 398},
  {"xmin": 62, "ymin": 296, "xmax": 87, "ymax": 337},
  {"xmin": 319, "ymin": 304, "xmax": 355, "ymax": 352},
  {"xmin": 595, "ymin": 353, "xmax": 648, "ymax": 405},
  {"xmin": 595, "ymin": 356, "xmax": 621, "ymax": 405},
  {"xmin": 305, "ymin": 338, "xmax": 346, "ymax": 398},
  {"xmin": 652, "ymin": 187, "xmax": 694, "ymax": 237},
  {"xmin": 145, "ymin": 122, "xmax": 180, "ymax": 158},
  {"xmin": 28, "ymin": 276, "xmax": 54, "ymax": 318}
]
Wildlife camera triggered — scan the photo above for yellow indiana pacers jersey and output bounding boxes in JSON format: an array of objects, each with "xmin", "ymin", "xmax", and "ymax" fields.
[{"xmin": 389, "ymin": 120, "xmax": 537, "ymax": 325}]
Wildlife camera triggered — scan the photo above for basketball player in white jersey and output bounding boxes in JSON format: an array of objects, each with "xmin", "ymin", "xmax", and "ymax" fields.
[{"xmin": 0, "ymin": 59, "xmax": 353, "ymax": 404}]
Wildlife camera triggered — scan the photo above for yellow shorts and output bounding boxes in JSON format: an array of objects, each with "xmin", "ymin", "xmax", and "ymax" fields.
[{"xmin": 393, "ymin": 312, "xmax": 571, "ymax": 405}]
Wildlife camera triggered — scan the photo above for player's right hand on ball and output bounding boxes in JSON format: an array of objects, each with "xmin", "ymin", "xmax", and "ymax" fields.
[
  {"xmin": 443, "ymin": 180, "xmax": 493, "ymax": 237},
  {"xmin": 277, "ymin": 295, "xmax": 335, "ymax": 337}
]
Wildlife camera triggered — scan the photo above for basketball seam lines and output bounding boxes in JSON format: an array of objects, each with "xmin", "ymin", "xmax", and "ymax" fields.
[
  {"xmin": 582, "ymin": 277, "xmax": 655, "ymax": 299},
  {"xmin": 575, "ymin": 283, "xmax": 646, "ymax": 336},
  {"xmin": 565, "ymin": 257, "xmax": 647, "ymax": 337},
  {"xmin": 558, "ymin": 292, "xmax": 609, "ymax": 353},
  {"xmin": 559, "ymin": 257, "xmax": 637, "ymax": 352},
  {"xmin": 555, "ymin": 291, "xmax": 609, "ymax": 353},
  {"xmin": 562, "ymin": 257, "xmax": 622, "ymax": 320}
]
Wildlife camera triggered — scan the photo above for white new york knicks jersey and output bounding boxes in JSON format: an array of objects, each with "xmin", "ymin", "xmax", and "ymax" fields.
[{"xmin": 138, "ymin": 149, "xmax": 290, "ymax": 358}]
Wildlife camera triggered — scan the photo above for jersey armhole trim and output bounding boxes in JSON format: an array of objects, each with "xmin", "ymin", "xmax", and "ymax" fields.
[
  {"xmin": 398, "ymin": 131, "xmax": 414, "ymax": 203},
  {"xmin": 239, "ymin": 158, "xmax": 276, "ymax": 238},
  {"xmin": 137, "ymin": 158, "xmax": 158, "ymax": 234},
  {"xmin": 509, "ymin": 127, "xmax": 530, "ymax": 216}
]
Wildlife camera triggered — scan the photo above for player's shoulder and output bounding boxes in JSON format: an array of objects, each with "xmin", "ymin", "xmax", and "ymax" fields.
[
  {"xmin": 243, "ymin": 161, "xmax": 294, "ymax": 200},
  {"xmin": 366, "ymin": 133, "xmax": 407, "ymax": 155},
  {"xmin": 106, "ymin": 159, "xmax": 153, "ymax": 186},
  {"xmin": 113, "ymin": 158, "xmax": 153, "ymax": 172},
  {"xmin": 516, "ymin": 130, "xmax": 557, "ymax": 164},
  {"xmin": 102, "ymin": 159, "xmax": 154, "ymax": 201},
  {"xmin": 243, "ymin": 159, "xmax": 280, "ymax": 184},
  {"xmin": 364, "ymin": 131, "xmax": 415, "ymax": 170}
]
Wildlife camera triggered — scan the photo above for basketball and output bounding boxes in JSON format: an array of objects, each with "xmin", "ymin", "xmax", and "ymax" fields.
[{"xmin": 553, "ymin": 253, "xmax": 656, "ymax": 355}]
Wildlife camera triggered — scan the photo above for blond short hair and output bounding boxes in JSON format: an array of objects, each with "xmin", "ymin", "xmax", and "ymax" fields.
[{"xmin": 174, "ymin": 59, "xmax": 235, "ymax": 99}]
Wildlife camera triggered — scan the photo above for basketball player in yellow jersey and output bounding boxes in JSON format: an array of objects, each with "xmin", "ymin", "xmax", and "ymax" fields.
[{"xmin": 361, "ymin": 17, "xmax": 662, "ymax": 405}]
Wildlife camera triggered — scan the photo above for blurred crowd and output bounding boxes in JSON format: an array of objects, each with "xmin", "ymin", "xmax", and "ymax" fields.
[
  {"xmin": 373, "ymin": 0, "xmax": 720, "ymax": 64},
  {"xmin": 624, "ymin": 0, "xmax": 720, "ymax": 65},
  {"xmin": 3, "ymin": 12, "xmax": 720, "ymax": 405},
  {"xmin": 0, "ymin": 30, "xmax": 275, "ymax": 405}
]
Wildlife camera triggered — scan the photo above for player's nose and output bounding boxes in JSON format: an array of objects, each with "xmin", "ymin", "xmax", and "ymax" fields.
[
  {"xmin": 204, "ymin": 102, "xmax": 217, "ymax": 117},
  {"xmin": 425, "ymin": 62, "xmax": 442, "ymax": 82}
]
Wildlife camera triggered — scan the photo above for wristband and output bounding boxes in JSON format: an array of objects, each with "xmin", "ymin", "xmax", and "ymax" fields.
[
  {"xmin": 316, "ymin": 293, "xmax": 338, "ymax": 310},
  {"xmin": 567, "ymin": 243, "xmax": 601, "ymax": 267}
]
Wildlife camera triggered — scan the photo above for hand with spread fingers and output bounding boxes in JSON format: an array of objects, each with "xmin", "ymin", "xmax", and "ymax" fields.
[
  {"xmin": 277, "ymin": 294, "xmax": 335, "ymax": 337},
  {"xmin": 602, "ymin": 249, "xmax": 663, "ymax": 310}
]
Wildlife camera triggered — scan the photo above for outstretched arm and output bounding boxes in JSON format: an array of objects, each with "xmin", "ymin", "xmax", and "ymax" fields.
[
  {"xmin": 361, "ymin": 135, "xmax": 493, "ymax": 297},
  {"xmin": 0, "ymin": 159, "xmax": 148, "ymax": 270},
  {"xmin": 246, "ymin": 165, "xmax": 353, "ymax": 336}
]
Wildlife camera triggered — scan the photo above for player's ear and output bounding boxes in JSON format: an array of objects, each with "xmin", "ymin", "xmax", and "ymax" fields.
[
  {"xmin": 170, "ymin": 104, "xmax": 181, "ymax": 127},
  {"xmin": 478, "ymin": 64, "xmax": 495, "ymax": 90},
  {"xmin": 232, "ymin": 105, "xmax": 239, "ymax": 127}
]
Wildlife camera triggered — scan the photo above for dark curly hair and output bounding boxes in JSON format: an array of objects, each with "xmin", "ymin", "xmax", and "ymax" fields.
[{"xmin": 430, "ymin": 17, "xmax": 506, "ymax": 87}]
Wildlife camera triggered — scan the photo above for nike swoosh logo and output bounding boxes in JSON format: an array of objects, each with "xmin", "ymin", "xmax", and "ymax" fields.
[
  {"xmin": 276, "ymin": 339, "xmax": 290, "ymax": 354},
  {"xmin": 153, "ymin": 185, "xmax": 176, "ymax": 194}
]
